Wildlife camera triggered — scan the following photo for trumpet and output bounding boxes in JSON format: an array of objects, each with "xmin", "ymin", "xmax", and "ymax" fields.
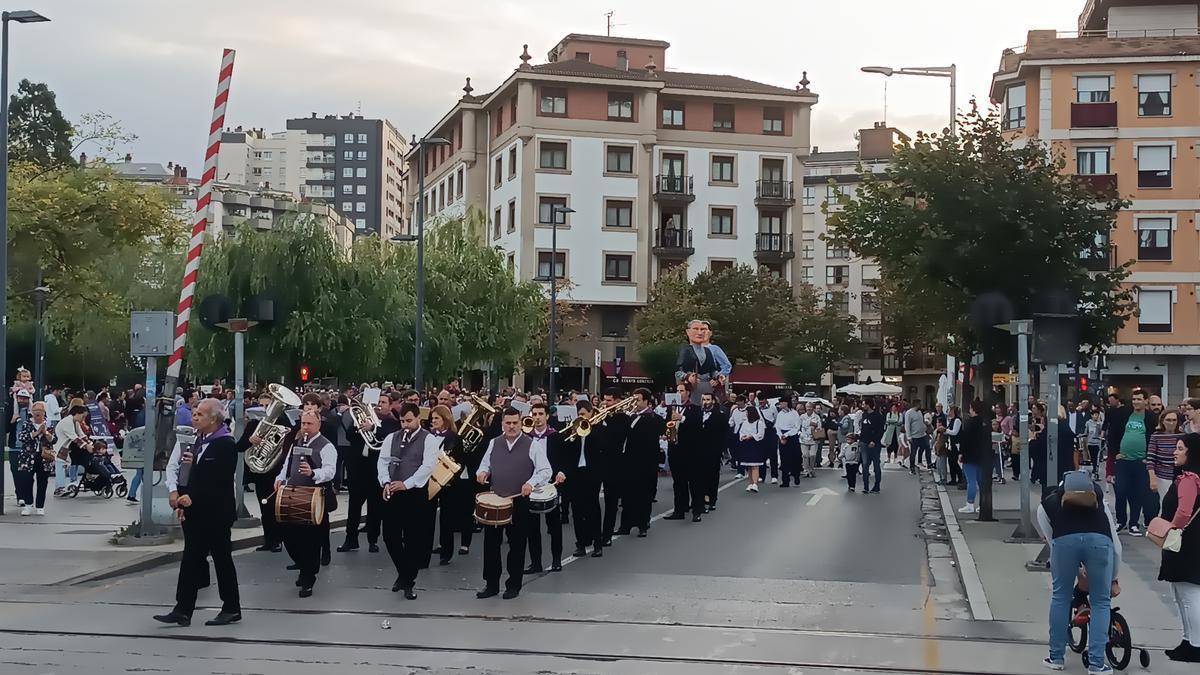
[
  {"xmin": 565, "ymin": 394, "xmax": 638, "ymax": 441},
  {"xmin": 521, "ymin": 415, "xmax": 535, "ymax": 434}
]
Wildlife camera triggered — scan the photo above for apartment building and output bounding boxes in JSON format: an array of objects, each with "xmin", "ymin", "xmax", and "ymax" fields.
[
  {"xmin": 218, "ymin": 115, "xmax": 409, "ymax": 239},
  {"xmin": 991, "ymin": 0, "xmax": 1200, "ymax": 402},
  {"xmin": 408, "ymin": 33, "xmax": 817, "ymax": 390}
]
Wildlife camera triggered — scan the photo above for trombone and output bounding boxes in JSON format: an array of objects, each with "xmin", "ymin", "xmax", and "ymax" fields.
[{"xmin": 564, "ymin": 394, "xmax": 638, "ymax": 441}]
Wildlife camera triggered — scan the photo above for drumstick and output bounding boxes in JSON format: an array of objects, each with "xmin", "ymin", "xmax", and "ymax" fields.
[{"xmin": 259, "ymin": 487, "xmax": 280, "ymax": 505}]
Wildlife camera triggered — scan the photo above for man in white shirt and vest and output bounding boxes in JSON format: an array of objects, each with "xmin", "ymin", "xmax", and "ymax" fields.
[
  {"xmin": 774, "ymin": 397, "xmax": 804, "ymax": 487},
  {"xmin": 274, "ymin": 411, "xmax": 337, "ymax": 598},
  {"xmin": 475, "ymin": 408, "xmax": 552, "ymax": 599},
  {"xmin": 375, "ymin": 402, "xmax": 440, "ymax": 600}
]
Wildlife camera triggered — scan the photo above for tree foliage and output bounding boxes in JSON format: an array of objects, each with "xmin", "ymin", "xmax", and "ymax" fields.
[
  {"xmin": 781, "ymin": 352, "xmax": 824, "ymax": 388},
  {"xmin": 638, "ymin": 342, "xmax": 680, "ymax": 390},
  {"xmin": 8, "ymin": 79, "xmax": 74, "ymax": 168},
  {"xmin": 824, "ymin": 103, "xmax": 1133, "ymax": 359}
]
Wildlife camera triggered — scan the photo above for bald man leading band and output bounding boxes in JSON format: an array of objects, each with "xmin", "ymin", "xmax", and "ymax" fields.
[{"xmin": 275, "ymin": 410, "xmax": 338, "ymax": 598}]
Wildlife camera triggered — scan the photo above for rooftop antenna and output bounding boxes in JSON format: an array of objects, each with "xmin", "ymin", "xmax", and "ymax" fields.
[
  {"xmin": 604, "ymin": 10, "xmax": 613, "ymax": 36},
  {"xmin": 356, "ymin": 100, "xmax": 362, "ymax": 115}
]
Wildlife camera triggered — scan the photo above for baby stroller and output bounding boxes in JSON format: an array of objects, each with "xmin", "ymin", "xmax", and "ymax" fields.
[
  {"xmin": 1067, "ymin": 576, "xmax": 1150, "ymax": 671},
  {"xmin": 64, "ymin": 440, "xmax": 128, "ymax": 499}
]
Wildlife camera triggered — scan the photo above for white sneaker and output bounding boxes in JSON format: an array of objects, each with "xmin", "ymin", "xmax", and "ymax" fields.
[
  {"xmin": 749, "ymin": 484, "xmax": 759, "ymax": 493},
  {"xmin": 745, "ymin": 485, "xmax": 754, "ymax": 492},
  {"xmin": 770, "ymin": 477, "xmax": 778, "ymax": 484},
  {"xmin": 35, "ymin": 508, "xmax": 45, "ymax": 516},
  {"xmin": 20, "ymin": 505, "xmax": 32, "ymax": 516},
  {"xmin": 958, "ymin": 504, "xmax": 976, "ymax": 514}
]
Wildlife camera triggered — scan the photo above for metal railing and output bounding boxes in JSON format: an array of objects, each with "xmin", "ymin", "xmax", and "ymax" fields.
[
  {"xmin": 1007, "ymin": 27, "xmax": 1200, "ymax": 53},
  {"xmin": 655, "ymin": 174, "xmax": 694, "ymax": 196},
  {"xmin": 755, "ymin": 232, "xmax": 794, "ymax": 254},
  {"xmin": 653, "ymin": 227, "xmax": 694, "ymax": 251},
  {"xmin": 755, "ymin": 179, "xmax": 794, "ymax": 201}
]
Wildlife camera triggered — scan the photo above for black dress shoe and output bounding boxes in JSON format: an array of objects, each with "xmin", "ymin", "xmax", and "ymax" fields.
[
  {"xmin": 403, "ymin": 588, "xmax": 418, "ymax": 600},
  {"xmin": 204, "ymin": 611, "xmax": 242, "ymax": 626},
  {"xmin": 295, "ymin": 577, "xmax": 304, "ymax": 587},
  {"xmin": 457, "ymin": 545, "xmax": 469, "ymax": 555},
  {"xmin": 692, "ymin": 515, "xmax": 702, "ymax": 522},
  {"xmin": 255, "ymin": 543, "xmax": 275, "ymax": 552},
  {"xmin": 391, "ymin": 577, "xmax": 404, "ymax": 592},
  {"xmin": 550, "ymin": 561, "xmax": 562, "ymax": 571},
  {"xmin": 286, "ymin": 564, "xmax": 300, "ymax": 571},
  {"xmin": 601, "ymin": 537, "xmax": 613, "ymax": 546},
  {"xmin": 502, "ymin": 589, "xmax": 520, "ymax": 599},
  {"xmin": 269, "ymin": 543, "xmax": 283, "ymax": 553},
  {"xmin": 336, "ymin": 541, "xmax": 359, "ymax": 552},
  {"xmin": 664, "ymin": 513, "xmax": 686, "ymax": 520},
  {"xmin": 636, "ymin": 528, "xmax": 648, "ymax": 538},
  {"xmin": 590, "ymin": 548, "xmax": 603, "ymax": 557},
  {"xmin": 368, "ymin": 543, "xmax": 380, "ymax": 553},
  {"xmin": 523, "ymin": 565, "xmax": 544, "ymax": 575},
  {"xmin": 572, "ymin": 547, "xmax": 587, "ymax": 557},
  {"xmin": 299, "ymin": 586, "xmax": 313, "ymax": 598},
  {"xmin": 438, "ymin": 558, "xmax": 451, "ymax": 566},
  {"xmin": 152, "ymin": 611, "xmax": 190, "ymax": 627},
  {"xmin": 707, "ymin": 504, "xmax": 717, "ymax": 511},
  {"xmin": 320, "ymin": 550, "xmax": 331, "ymax": 566},
  {"xmin": 476, "ymin": 587, "xmax": 499, "ymax": 599},
  {"xmin": 616, "ymin": 528, "xmax": 632, "ymax": 535}
]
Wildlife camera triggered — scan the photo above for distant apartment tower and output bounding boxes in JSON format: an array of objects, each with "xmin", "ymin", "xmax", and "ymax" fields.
[
  {"xmin": 218, "ymin": 115, "xmax": 409, "ymax": 238},
  {"xmin": 408, "ymin": 33, "xmax": 817, "ymax": 390},
  {"xmin": 991, "ymin": 0, "xmax": 1200, "ymax": 401}
]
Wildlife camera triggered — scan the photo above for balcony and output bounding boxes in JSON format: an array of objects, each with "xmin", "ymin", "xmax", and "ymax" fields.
[
  {"xmin": 1080, "ymin": 244, "xmax": 1116, "ymax": 272},
  {"xmin": 1071, "ymin": 102, "xmax": 1117, "ymax": 128},
  {"xmin": 307, "ymin": 154, "xmax": 335, "ymax": 166},
  {"xmin": 755, "ymin": 179, "xmax": 795, "ymax": 206},
  {"xmin": 754, "ymin": 232, "xmax": 795, "ymax": 261},
  {"xmin": 652, "ymin": 227, "xmax": 695, "ymax": 259},
  {"xmin": 654, "ymin": 174, "xmax": 695, "ymax": 203},
  {"xmin": 1076, "ymin": 173, "xmax": 1118, "ymax": 195}
]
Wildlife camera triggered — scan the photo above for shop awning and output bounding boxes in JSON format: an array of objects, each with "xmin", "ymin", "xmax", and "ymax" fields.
[
  {"xmin": 730, "ymin": 365, "xmax": 786, "ymax": 387},
  {"xmin": 600, "ymin": 360, "xmax": 652, "ymax": 384}
]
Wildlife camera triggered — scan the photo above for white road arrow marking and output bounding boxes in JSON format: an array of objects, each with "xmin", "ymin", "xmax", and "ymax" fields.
[{"xmin": 803, "ymin": 487, "xmax": 839, "ymax": 506}]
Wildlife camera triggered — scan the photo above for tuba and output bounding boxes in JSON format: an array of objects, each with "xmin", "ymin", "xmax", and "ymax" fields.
[
  {"xmin": 348, "ymin": 396, "xmax": 384, "ymax": 452},
  {"xmin": 245, "ymin": 383, "xmax": 303, "ymax": 474},
  {"xmin": 458, "ymin": 394, "xmax": 497, "ymax": 456}
]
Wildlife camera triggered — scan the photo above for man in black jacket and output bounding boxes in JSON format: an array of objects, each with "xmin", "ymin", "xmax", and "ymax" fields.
[
  {"xmin": 859, "ymin": 398, "xmax": 886, "ymax": 494},
  {"xmin": 338, "ymin": 397, "xmax": 387, "ymax": 553},
  {"xmin": 598, "ymin": 389, "xmax": 630, "ymax": 545},
  {"xmin": 562, "ymin": 401, "xmax": 605, "ymax": 556},
  {"xmin": 238, "ymin": 391, "xmax": 283, "ymax": 552},
  {"xmin": 619, "ymin": 388, "xmax": 666, "ymax": 537},
  {"xmin": 155, "ymin": 399, "xmax": 242, "ymax": 627},
  {"xmin": 670, "ymin": 393, "xmax": 707, "ymax": 522}
]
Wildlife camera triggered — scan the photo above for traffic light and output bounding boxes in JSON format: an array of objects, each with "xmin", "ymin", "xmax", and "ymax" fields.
[
  {"xmin": 1079, "ymin": 376, "xmax": 1089, "ymax": 392},
  {"xmin": 299, "ymin": 365, "xmax": 310, "ymax": 383}
]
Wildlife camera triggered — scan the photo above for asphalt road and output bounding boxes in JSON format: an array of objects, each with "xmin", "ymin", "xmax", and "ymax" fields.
[{"xmin": 0, "ymin": 462, "xmax": 1141, "ymax": 674}]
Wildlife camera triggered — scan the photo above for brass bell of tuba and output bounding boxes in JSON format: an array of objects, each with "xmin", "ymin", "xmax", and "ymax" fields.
[
  {"xmin": 245, "ymin": 383, "xmax": 303, "ymax": 474},
  {"xmin": 348, "ymin": 396, "xmax": 384, "ymax": 452},
  {"xmin": 458, "ymin": 394, "xmax": 497, "ymax": 455}
]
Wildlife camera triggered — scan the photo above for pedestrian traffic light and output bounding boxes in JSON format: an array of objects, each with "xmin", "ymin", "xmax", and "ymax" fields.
[
  {"xmin": 299, "ymin": 365, "xmax": 310, "ymax": 383},
  {"xmin": 1080, "ymin": 376, "xmax": 1089, "ymax": 392}
]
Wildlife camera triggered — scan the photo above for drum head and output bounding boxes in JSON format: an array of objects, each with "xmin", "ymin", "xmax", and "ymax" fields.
[
  {"xmin": 476, "ymin": 492, "xmax": 511, "ymax": 507},
  {"xmin": 269, "ymin": 383, "xmax": 303, "ymax": 408},
  {"xmin": 532, "ymin": 484, "xmax": 558, "ymax": 500}
]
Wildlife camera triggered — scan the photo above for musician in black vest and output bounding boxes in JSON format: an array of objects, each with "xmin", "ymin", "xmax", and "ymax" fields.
[
  {"xmin": 375, "ymin": 402, "xmax": 441, "ymax": 599},
  {"xmin": 561, "ymin": 401, "xmax": 605, "ymax": 557},
  {"xmin": 475, "ymin": 408, "xmax": 552, "ymax": 599},
  {"xmin": 238, "ymin": 390, "xmax": 283, "ymax": 552},
  {"xmin": 154, "ymin": 399, "xmax": 242, "ymax": 627},
  {"xmin": 524, "ymin": 401, "xmax": 565, "ymax": 573},
  {"xmin": 618, "ymin": 389, "xmax": 666, "ymax": 537},
  {"xmin": 338, "ymin": 396, "xmax": 389, "ymax": 554},
  {"xmin": 274, "ymin": 411, "xmax": 337, "ymax": 598},
  {"xmin": 598, "ymin": 389, "xmax": 631, "ymax": 546},
  {"xmin": 670, "ymin": 389, "xmax": 707, "ymax": 522}
]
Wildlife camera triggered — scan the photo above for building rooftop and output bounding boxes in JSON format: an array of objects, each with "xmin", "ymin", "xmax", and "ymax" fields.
[
  {"xmin": 555, "ymin": 33, "xmax": 671, "ymax": 49},
  {"xmin": 110, "ymin": 161, "xmax": 173, "ymax": 181},
  {"xmin": 807, "ymin": 150, "xmax": 861, "ymax": 164},
  {"xmin": 527, "ymin": 59, "xmax": 808, "ymax": 97}
]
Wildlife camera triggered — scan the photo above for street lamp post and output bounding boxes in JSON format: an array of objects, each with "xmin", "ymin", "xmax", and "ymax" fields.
[
  {"xmin": 861, "ymin": 64, "xmax": 957, "ymax": 136},
  {"xmin": 546, "ymin": 205, "xmax": 574, "ymax": 404},
  {"xmin": 0, "ymin": 9, "xmax": 50, "ymax": 516},
  {"xmin": 409, "ymin": 135, "xmax": 449, "ymax": 391}
]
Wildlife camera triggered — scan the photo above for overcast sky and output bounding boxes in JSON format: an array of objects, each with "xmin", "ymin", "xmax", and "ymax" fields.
[{"xmin": 17, "ymin": 0, "xmax": 1081, "ymax": 167}]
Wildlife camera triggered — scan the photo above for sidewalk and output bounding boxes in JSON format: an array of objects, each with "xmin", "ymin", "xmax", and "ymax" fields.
[
  {"xmin": 0, "ymin": 463, "xmax": 348, "ymax": 585},
  {"xmin": 939, "ymin": 472, "xmax": 1186, "ymax": 650}
]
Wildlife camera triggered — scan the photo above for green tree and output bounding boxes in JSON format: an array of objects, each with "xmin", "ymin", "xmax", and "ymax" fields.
[
  {"xmin": 7, "ymin": 79, "xmax": 74, "ymax": 168},
  {"xmin": 781, "ymin": 352, "xmax": 824, "ymax": 388},
  {"xmin": 824, "ymin": 103, "xmax": 1133, "ymax": 361},
  {"xmin": 786, "ymin": 285, "xmax": 860, "ymax": 371},
  {"xmin": 638, "ymin": 342, "xmax": 680, "ymax": 390}
]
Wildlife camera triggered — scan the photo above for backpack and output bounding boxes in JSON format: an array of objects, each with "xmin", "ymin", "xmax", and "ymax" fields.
[{"xmin": 1061, "ymin": 470, "xmax": 1099, "ymax": 509}]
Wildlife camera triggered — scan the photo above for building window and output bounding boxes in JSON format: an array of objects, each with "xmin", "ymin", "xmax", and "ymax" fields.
[
  {"xmin": 356, "ymin": 168, "xmax": 367, "ymax": 178},
  {"xmin": 494, "ymin": 156, "xmax": 503, "ymax": 187},
  {"xmin": 575, "ymin": 51, "xmax": 590, "ymax": 61},
  {"xmin": 1137, "ymin": 218, "xmax": 1172, "ymax": 261},
  {"xmin": 1137, "ymin": 145, "xmax": 1172, "ymax": 188},
  {"xmin": 1077, "ymin": 147, "xmax": 1110, "ymax": 175},
  {"xmin": 355, "ymin": 218, "xmax": 366, "ymax": 230},
  {"xmin": 341, "ymin": 185, "xmax": 353, "ymax": 195},
  {"xmin": 357, "ymin": 151, "xmax": 367, "ymax": 160},
  {"xmin": 762, "ymin": 107, "xmax": 784, "ymax": 134},
  {"xmin": 507, "ymin": 254, "xmax": 515, "ymax": 274},
  {"xmin": 342, "ymin": 167, "xmax": 353, "ymax": 178},
  {"xmin": 662, "ymin": 101, "xmax": 684, "ymax": 128},
  {"xmin": 710, "ymin": 155, "xmax": 734, "ymax": 183},
  {"xmin": 606, "ymin": 145, "xmax": 634, "ymax": 174},
  {"xmin": 456, "ymin": 167, "xmax": 464, "ymax": 198},
  {"xmin": 508, "ymin": 146, "xmax": 517, "ymax": 178},
  {"xmin": 539, "ymin": 87, "xmax": 567, "ymax": 116},
  {"xmin": 538, "ymin": 196, "xmax": 568, "ymax": 225},
  {"xmin": 342, "ymin": 201, "xmax": 353, "ymax": 212},
  {"xmin": 800, "ymin": 266, "xmax": 813, "ymax": 283},
  {"xmin": 1138, "ymin": 74, "xmax": 1171, "ymax": 116},
  {"xmin": 607, "ymin": 92, "xmax": 634, "ymax": 120},
  {"xmin": 356, "ymin": 185, "xmax": 367, "ymax": 195},
  {"xmin": 604, "ymin": 254, "xmax": 633, "ymax": 282},
  {"xmin": 1004, "ymin": 84, "xmax": 1026, "ymax": 130},
  {"xmin": 356, "ymin": 202, "xmax": 366, "ymax": 213},
  {"xmin": 710, "ymin": 259, "xmax": 734, "ymax": 273},
  {"xmin": 861, "ymin": 321, "xmax": 882, "ymax": 343},
  {"xmin": 357, "ymin": 133, "xmax": 368, "ymax": 143},
  {"xmin": 493, "ymin": 207, "xmax": 502, "ymax": 239},
  {"xmin": 605, "ymin": 199, "xmax": 633, "ymax": 228},
  {"xmin": 759, "ymin": 212, "xmax": 784, "ymax": 234},
  {"xmin": 713, "ymin": 103, "xmax": 734, "ymax": 131},
  {"xmin": 802, "ymin": 186, "xmax": 816, "ymax": 206},
  {"xmin": 1137, "ymin": 288, "xmax": 1172, "ymax": 332},
  {"xmin": 537, "ymin": 251, "xmax": 566, "ymax": 280},
  {"xmin": 539, "ymin": 141, "xmax": 568, "ymax": 170},
  {"xmin": 1076, "ymin": 76, "xmax": 1111, "ymax": 103},
  {"xmin": 710, "ymin": 207, "xmax": 733, "ymax": 236},
  {"xmin": 827, "ymin": 246, "xmax": 850, "ymax": 259},
  {"xmin": 826, "ymin": 265, "xmax": 850, "ymax": 285},
  {"xmin": 824, "ymin": 291, "xmax": 850, "ymax": 314},
  {"xmin": 507, "ymin": 200, "xmax": 516, "ymax": 233},
  {"xmin": 343, "ymin": 150, "xmax": 353, "ymax": 160},
  {"xmin": 344, "ymin": 133, "xmax": 354, "ymax": 143},
  {"xmin": 495, "ymin": 108, "xmax": 504, "ymax": 136},
  {"xmin": 601, "ymin": 307, "xmax": 631, "ymax": 337},
  {"xmin": 801, "ymin": 241, "xmax": 815, "ymax": 259}
]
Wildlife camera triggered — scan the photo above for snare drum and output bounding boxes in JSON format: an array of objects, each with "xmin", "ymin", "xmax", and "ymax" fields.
[
  {"xmin": 528, "ymin": 484, "xmax": 559, "ymax": 514},
  {"xmin": 474, "ymin": 491, "xmax": 514, "ymax": 526},
  {"xmin": 275, "ymin": 485, "xmax": 325, "ymax": 526}
]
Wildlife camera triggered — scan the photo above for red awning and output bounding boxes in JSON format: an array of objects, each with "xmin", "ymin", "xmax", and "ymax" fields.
[
  {"xmin": 600, "ymin": 360, "xmax": 652, "ymax": 384},
  {"xmin": 729, "ymin": 365, "xmax": 785, "ymax": 387}
]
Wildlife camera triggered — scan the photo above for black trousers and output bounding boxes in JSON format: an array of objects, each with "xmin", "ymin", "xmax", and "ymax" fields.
[
  {"xmin": 175, "ymin": 518, "xmax": 240, "ymax": 616},
  {"xmin": 568, "ymin": 468, "xmax": 602, "ymax": 549},
  {"xmin": 250, "ymin": 469, "xmax": 281, "ymax": 546},
  {"xmin": 558, "ymin": 483, "xmax": 571, "ymax": 522},
  {"xmin": 282, "ymin": 522, "xmax": 322, "ymax": 587},
  {"xmin": 382, "ymin": 489, "xmax": 427, "ymax": 589},
  {"xmin": 343, "ymin": 477, "xmax": 381, "ymax": 546},
  {"xmin": 526, "ymin": 505, "xmax": 562, "ymax": 568},
  {"xmin": 620, "ymin": 466, "xmax": 656, "ymax": 531},
  {"xmin": 438, "ymin": 478, "xmax": 476, "ymax": 560},
  {"xmin": 704, "ymin": 448, "xmax": 723, "ymax": 506},
  {"xmin": 601, "ymin": 472, "xmax": 624, "ymax": 538},
  {"xmin": 763, "ymin": 424, "xmax": 779, "ymax": 478},
  {"xmin": 14, "ymin": 467, "xmax": 50, "ymax": 508},
  {"xmin": 948, "ymin": 440, "xmax": 963, "ymax": 484},
  {"xmin": 779, "ymin": 438, "xmax": 803, "ymax": 486},
  {"xmin": 668, "ymin": 448, "xmax": 704, "ymax": 517},
  {"xmin": 483, "ymin": 498, "xmax": 529, "ymax": 592}
]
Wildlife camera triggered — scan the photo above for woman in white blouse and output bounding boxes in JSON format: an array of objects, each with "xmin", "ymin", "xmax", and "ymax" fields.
[
  {"xmin": 52, "ymin": 405, "xmax": 90, "ymax": 495},
  {"xmin": 737, "ymin": 406, "xmax": 767, "ymax": 492}
]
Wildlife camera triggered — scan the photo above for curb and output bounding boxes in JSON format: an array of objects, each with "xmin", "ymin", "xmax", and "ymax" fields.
[
  {"xmin": 65, "ymin": 515, "xmax": 349, "ymax": 586},
  {"xmin": 935, "ymin": 484, "xmax": 994, "ymax": 621}
]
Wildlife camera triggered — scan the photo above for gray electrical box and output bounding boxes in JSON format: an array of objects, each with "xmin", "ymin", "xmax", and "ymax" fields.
[{"xmin": 130, "ymin": 311, "xmax": 175, "ymax": 356}]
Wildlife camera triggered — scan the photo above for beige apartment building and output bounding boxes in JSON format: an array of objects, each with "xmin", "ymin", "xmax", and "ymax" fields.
[
  {"xmin": 408, "ymin": 34, "xmax": 817, "ymax": 390},
  {"xmin": 992, "ymin": 0, "xmax": 1200, "ymax": 401}
]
